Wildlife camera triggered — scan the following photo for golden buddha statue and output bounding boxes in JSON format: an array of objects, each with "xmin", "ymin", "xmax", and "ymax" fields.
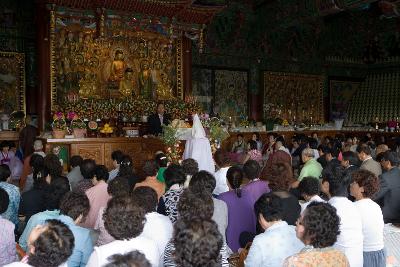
[
  {"xmin": 119, "ymin": 68, "xmax": 138, "ymax": 97},
  {"xmin": 109, "ymin": 50, "xmax": 126, "ymax": 82},
  {"xmin": 156, "ymin": 73, "xmax": 174, "ymax": 100}
]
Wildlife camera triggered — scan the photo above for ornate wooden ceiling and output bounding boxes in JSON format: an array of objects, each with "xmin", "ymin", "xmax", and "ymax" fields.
[{"xmin": 39, "ymin": 0, "xmax": 227, "ymax": 24}]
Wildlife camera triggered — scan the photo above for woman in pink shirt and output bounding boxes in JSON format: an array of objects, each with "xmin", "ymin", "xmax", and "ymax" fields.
[
  {"xmin": 95, "ymin": 177, "xmax": 131, "ymax": 246},
  {"xmin": 82, "ymin": 165, "xmax": 111, "ymax": 228},
  {"xmin": 243, "ymin": 140, "xmax": 263, "ymax": 167}
]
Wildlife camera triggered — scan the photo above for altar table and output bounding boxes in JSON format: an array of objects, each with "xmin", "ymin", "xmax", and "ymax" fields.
[{"xmin": 41, "ymin": 137, "xmax": 165, "ymax": 171}]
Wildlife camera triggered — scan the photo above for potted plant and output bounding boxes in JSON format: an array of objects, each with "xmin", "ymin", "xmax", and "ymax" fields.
[
  {"xmin": 70, "ymin": 119, "xmax": 87, "ymax": 138},
  {"xmin": 52, "ymin": 112, "xmax": 67, "ymax": 139}
]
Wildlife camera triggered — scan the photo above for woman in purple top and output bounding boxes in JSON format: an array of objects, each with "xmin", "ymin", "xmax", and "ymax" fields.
[
  {"xmin": 218, "ymin": 166, "xmax": 257, "ymax": 252},
  {"xmin": 242, "ymin": 160, "xmax": 270, "ymax": 204}
]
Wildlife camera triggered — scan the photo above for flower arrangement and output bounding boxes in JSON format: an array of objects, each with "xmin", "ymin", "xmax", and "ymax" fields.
[
  {"xmin": 200, "ymin": 115, "xmax": 229, "ymax": 154},
  {"xmin": 70, "ymin": 118, "xmax": 86, "ymax": 129},
  {"xmin": 66, "ymin": 111, "xmax": 85, "ymax": 129},
  {"xmin": 263, "ymin": 103, "xmax": 283, "ymax": 130},
  {"xmin": 161, "ymin": 124, "xmax": 182, "ymax": 164},
  {"xmin": 208, "ymin": 118, "xmax": 229, "ymax": 143},
  {"xmin": 239, "ymin": 119, "xmax": 250, "ymax": 127},
  {"xmin": 52, "ymin": 112, "xmax": 67, "ymax": 130},
  {"xmin": 67, "ymin": 111, "xmax": 78, "ymax": 121},
  {"xmin": 200, "ymin": 113, "xmax": 211, "ymax": 128}
]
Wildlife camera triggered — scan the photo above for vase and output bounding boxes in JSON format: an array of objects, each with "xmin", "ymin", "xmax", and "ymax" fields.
[
  {"xmin": 52, "ymin": 129, "xmax": 66, "ymax": 139},
  {"xmin": 334, "ymin": 119, "xmax": 344, "ymax": 130},
  {"xmin": 73, "ymin": 128, "xmax": 86, "ymax": 138}
]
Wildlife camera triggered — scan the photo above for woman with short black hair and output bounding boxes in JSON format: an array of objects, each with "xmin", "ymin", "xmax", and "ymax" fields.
[
  {"xmin": 87, "ymin": 196, "xmax": 159, "ymax": 266},
  {"xmin": 283, "ymin": 202, "xmax": 349, "ymax": 267},
  {"xmin": 19, "ymin": 176, "xmax": 70, "ymax": 251},
  {"xmin": 22, "ymin": 154, "xmax": 44, "ymax": 193},
  {"xmin": 163, "ymin": 189, "xmax": 229, "ymax": 267},
  {"xmin": 157, "ymin": 164, "xmax": 186, "ymax": 223},
  {"xmin": 95, "ymin": 176, "xmax": 132, "ymax": 246},
  {"xmin": 116, "ymin": 155, "xmax": 139, "ymax": 188},
  {"xmin": 174, "ymin": 219, "xmax": 223, "ymax": 267},
  {"xmin": 104, "ymin": 251, "xmax": 151, "ymax": 267},
  {"xmin": 6, "ymin": 219, "xmax": 74, "ymax": 267}
]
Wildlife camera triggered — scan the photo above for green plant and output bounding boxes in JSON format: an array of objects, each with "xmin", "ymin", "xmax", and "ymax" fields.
[
  {"xmin": 209, "ymin": 118, "xmax": 229, "ymax": 143},
  {"xmin": 70, "ymin": 118, "xmax": 86, "ymax": 129},
  {"xmin": 161, "ymin": 124, "xmax": 182, "ymax": 164},
  {"xmin": 52, "ymin": 119, "xmax": 67, "ymax": 130}
]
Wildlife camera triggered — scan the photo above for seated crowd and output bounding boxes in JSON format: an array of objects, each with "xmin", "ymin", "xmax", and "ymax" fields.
[{"xmin": 0, "ymin": 132, "xmax": 400, "ymax": 267}]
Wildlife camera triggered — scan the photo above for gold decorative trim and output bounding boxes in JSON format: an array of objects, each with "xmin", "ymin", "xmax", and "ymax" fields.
[
  {"xmin": 49, "ymin": 5, "xmax": 57, "ymax": 112},
  {"xmin": 176, "ymin": 37, "xmax": 184, "ymax": 99},
  {"xmin": 0, "ymin": 51, "xmax": 26, "ymax": 114}
]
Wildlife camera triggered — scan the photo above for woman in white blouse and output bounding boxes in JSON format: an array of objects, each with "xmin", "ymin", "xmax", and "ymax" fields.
[
  {"xmin": 350, "ymin": 169, "xmax": 385, "ymax": 267},
  {"xmin": 86, "ymin": 196, "xmax": 159, "ymax": 267}
]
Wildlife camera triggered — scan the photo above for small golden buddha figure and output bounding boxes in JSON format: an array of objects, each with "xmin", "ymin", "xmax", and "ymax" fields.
[
  {"xmin": 139, "ymin": 60, "xmax": 153, "ymax": 99},
  {"xmin": 119, "ymin": 68, "xmax": 138, "ymax": 97},
  {"xmin": 109, "ymin": 50, "xmax": 126, "ymax": 82},
  {"xmin": 151, "ymin": 60, "xmax": 165, "ymax": 85},
  {"xmin": 156, "ymin": 73, "xmax": 175, "ymax": 100}
]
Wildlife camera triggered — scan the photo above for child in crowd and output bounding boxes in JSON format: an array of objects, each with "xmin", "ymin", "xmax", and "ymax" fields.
[{"xmin": 0, "ymin": 141, "xmax": 15, "ymax": 166}]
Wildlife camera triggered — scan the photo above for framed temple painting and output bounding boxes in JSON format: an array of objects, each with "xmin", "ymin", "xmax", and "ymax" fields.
[
  {"xmin": 0, "ymin": 51, "xmax": 26, "ymax": 114},
  {"xmin": 214, "ymin": 69, "xmax": 248, "ymax": 120},
  {"xmin": 329, "ymin": 77, "xmax": 361, "ymax": 120}
]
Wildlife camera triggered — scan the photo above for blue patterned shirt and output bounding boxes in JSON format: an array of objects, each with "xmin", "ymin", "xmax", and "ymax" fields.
[
  {"xmin": 19, "ymin": 209, "xmax": 61, "ymax": 251},
  {"xmin": 0, "ymin": 182, "xmax": 20, "ymax": 225}
]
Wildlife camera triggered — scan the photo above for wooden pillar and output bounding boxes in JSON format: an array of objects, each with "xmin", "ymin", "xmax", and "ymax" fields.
[
  {"xmin": 36, "ymin": 2, "xmax": 51, "ymax": 131},
  {"xmin": 249, "ymin": 93, "xmax": 262, "ymax": 121},
  {"xmin": 249, "ymin": 66, "xmax": 263, "ymax": 121},
  {"xmin": 182, "ymin": 36, "xmax": 192, "ymax": 98}
]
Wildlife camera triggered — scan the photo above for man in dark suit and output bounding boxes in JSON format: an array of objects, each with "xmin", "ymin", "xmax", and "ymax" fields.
[
  {"xmin": 374, "ymin": 151, "xmax": 400, "ymax": 223},
  {"xmin": 148, "ymin": 102, "xmax": 170, "ymax": 136}
]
